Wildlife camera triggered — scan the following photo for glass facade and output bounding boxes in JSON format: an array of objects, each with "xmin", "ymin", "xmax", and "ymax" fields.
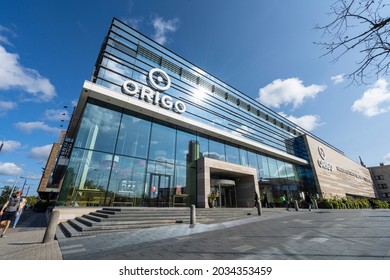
[
  {"xmin": 57, "ymin": 99, "xmax": 314, "ymax": 207},
  {"xmin": 56, "ymin": 18, "xmax": 324, "ymax": 207}
]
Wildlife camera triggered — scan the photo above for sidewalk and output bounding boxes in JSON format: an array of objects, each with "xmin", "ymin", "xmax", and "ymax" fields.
[
  {"xmin": 59, "ymin": 208, "xmax": 390, "ymax": 260},
  {"xmin": 0, "ymin": 207, "xmax": 286, "ymax": 260},
  {"xmin": 3, "ymin": 208, "xmax": 390, "ymax": 260},
  {"xmin": 0, "ymin": 210, "xmax": 62, "ymax": 260}
]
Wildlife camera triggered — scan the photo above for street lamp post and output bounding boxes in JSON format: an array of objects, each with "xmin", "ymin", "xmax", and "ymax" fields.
[
  {"xmin": 20, "ymin": 177, "xmax": 28, "ymax": 193},
  {"xmin": 25, "ymin": 186, "xmax": 31, "ymax": 197},
  {"xmin": 9, "ymin": 164, "xmax": 23, "ymax": 199}
]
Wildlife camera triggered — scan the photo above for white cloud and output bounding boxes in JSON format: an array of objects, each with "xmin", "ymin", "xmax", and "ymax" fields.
[
  {"xmin": 0, "ymin": 162, "xmax": 23, "ymax": 176},
  {"xmin": 151, "ymin": 16, "xmax": 180, "ymax": 45},
  {"xmin": 384, "ymin": 152, "xmax": 390, "ymax": 165},
  {"xmin": 331, "ymin": 74, "xmax": 345, "ymax": 84},
  {"xmin": 0, "ymin": 100, "xmax": 17, "ymax": 115},
  {"xmin": 0, "ymin": 45, "xmax": 56, "ymax": 102},
  {"xmin": 15, "ymin": 121, "xmax": 61, "ymax": 134},
  {"xmin": 44, "ymin": 109, "xmax": 70, "ymax": 122},
  {"xmin": 0, "ymin": 25, "xmax": 15, "ymax": 46},
  {"xmin": 0, "ymin": 140, "xmax": 21, "ymax": 152},
  {"xmin": 279, "ymin": 112, "xmax": 322, "ymax": 131},
  {"xmin": 351, "ymin": 79, "xmax": 390, "ymax": 117},
  {"xmin": 29, "ymin": 144, "xmax": 52, "ymax": 159},
  {"xmin": 258, "ymin": 78, "xmax": 326, "ymax": 109}
]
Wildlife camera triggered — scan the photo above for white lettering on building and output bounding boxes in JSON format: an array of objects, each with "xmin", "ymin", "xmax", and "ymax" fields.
[
  {"xmin": 317, "ymin": 159, "xmax": 333, "ymax": 171},
  {"xmin": 316, "ymin": 146, "xmax": 371, "ymax": 183},
  {"xmin": 122, "ymin": 68, "xmax": 186, "ymax": 114}
]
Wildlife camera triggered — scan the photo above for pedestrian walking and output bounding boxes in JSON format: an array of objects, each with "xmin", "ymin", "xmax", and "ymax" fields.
[
  {"xmin": 280, "ymin": 193, "xmax": 289, "ymax": 211},
  {"xmin": 305, "ymin": 192, "xmax": 312, "ymax": 211},
  {"xmin": 263, "ymin": 193, "xmax": 269, "ymax": 208},
  {"xmin": 253, "ymin": 192, "xmax": 259, "ymax": 208},
  {"xmin": 13, "ymin": 197, "xmax": 27, "ymax": 228},
  {"xmin": 209, "ymin": 191, "xmax": 217, "ymax": 208},
  {"xmin": 0, "ymin": 190, "xmax": 23, "ymax": 237}
]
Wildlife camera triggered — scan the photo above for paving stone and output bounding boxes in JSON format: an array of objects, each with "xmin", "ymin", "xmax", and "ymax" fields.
[{"xmin": 3, "ymin": 208, "xmax": 390, "ymax": 260}]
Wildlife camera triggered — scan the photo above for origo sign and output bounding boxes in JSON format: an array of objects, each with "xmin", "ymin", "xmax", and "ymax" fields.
[{"xmin": 122, "ymin": 68, "xmax": 186, "ymax": 114}]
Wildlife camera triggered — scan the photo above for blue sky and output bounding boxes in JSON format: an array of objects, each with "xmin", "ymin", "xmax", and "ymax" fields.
[{"xmin": 1, "ymin": 0, "xmax": 390, "ymax": 196}]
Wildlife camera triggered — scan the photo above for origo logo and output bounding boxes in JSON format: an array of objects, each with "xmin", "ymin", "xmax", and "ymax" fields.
[
  {"xmin": 122, "ymin": 68, "xmax": 186, "ymax": 114},
  {"xmin": 318, "ymin": 146, "xmax": 326, "ymax": 160},
  {"xmin": 317, "ymin": 146, "xmax": 333, "ymax": 171}
]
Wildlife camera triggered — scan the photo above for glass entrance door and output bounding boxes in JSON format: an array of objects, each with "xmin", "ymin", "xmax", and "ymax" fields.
[
  {"xmin": 225, "ymin": 187, "xmax": 237, "ymax": 207},
  {"xmin": 211, "ymin": 185, "xmax": 237, "ymax": 207},
  {"xmin": 148, "ymin": 173, "xmax": 171, "ymax": 207}
]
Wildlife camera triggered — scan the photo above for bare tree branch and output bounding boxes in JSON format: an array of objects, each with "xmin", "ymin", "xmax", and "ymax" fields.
[{"xmin": 315, "ymin": 0, "xmax": 390, "ymax": 84}]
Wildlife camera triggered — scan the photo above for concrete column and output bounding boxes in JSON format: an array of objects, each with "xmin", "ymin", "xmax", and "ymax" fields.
[
  {"xmin": 294, "ymin": 200, "xmax": 299, "ymax": 211},
  {"xmin": 42, "ymin": 210, "xmax": 60, "ymax": 243},
  {"xmin": 257, "ymin": 200, "xmax": 262, "ymax": 216},
  {"xmin": 196, "ymin": 157, "xmax": 208, "ymax": 208},
  {"xmin": 190, "ymin": 204, "xmax": 196, "ymax": 225}
]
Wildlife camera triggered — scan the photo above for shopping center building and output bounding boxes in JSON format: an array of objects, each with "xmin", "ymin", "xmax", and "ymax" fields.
[{"xmin": 41, "ymin": 18, "xmax": 375, "ymax": 208}]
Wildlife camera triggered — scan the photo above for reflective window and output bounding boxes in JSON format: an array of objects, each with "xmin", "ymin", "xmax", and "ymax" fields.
[
  {"xmin": 176, "ymin": 129, "xmax": 197, "ymax": 166},
  {"xmin": 175, "ymin": 165, "xmax": 187, "ymax": 191},
  {"xmin": 225, "ymin": 143, "xmax": 240, "ymax": 165},
  {"xmin": 149, "ymin": 122, "xmax": 176, "ymax": 164},
  {"xmin": 197, "ymin": 134, "xmax": 209, "ymax": 158},
  {"xmin": 268, "ymin": 158, "xmax": 280, "ymax": 179},
  {"xmin": 105, "ymin": 48, "xmax": 135, "ymax": 74},
  {"xmin": 239, "ymin": 147, "xmax": 249, "ymax": 166},
  {"xmin": 208, "ymin": 137, "xmax": 225, "ymax": 161},
  {"xmin": 276, "ymin": 159, "xmax": 288, "ymax": 179},
  {"xmin": 116, "ymin": 112, "xmax": 151, "ymax": 158},
  {"xmin": 107, "ymin": 155, "xmax": 146, "ymax": 206},
  {"xmin": 74, "ymin": 101, "xmax": 121, "ymax": 153},
  {"xmin": 101, "ymin": 58, "xmax": 134, "ymax": 83},
  {"xmin": 285, "ymin": 162, "xmax": 298, "ymax": 182},
  {"xmin": 258, "ymin": 154, "xmax": 270, "ymax": 179},
  {"xmin": 57, "ymin": 148, "xmax": 113, "ymax": 206},
  {"xmin": 174, "ymin": 165, "xmax": 195, "ymax": 206},
  {"xmin": 247, "ymin": 150, "xmax": 258, "ymax": 169}
]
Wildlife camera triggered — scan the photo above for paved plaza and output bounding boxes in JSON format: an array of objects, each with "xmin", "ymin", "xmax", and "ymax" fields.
[
  {"xmin": 59, "ymin": 209, "xmax": 390, "ymax": 260},
  {"xmin": 0, "ymin": 210, "xmax": 62, "ymax": 260},
  {"xmin": 1, "ymin": 208, "xmax": 390, "ymax": 260}
]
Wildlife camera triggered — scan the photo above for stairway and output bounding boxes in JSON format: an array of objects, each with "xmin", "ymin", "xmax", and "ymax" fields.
[{"xmin": 56, "ymin": 207, "xmax": 259, "ymax": 239}]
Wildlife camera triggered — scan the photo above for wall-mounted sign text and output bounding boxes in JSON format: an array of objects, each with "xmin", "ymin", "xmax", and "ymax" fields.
[
  {"xmin": 316, "ymin": 146, "xmax": 371, "ymax": 183},
  {"xmin": 122, "ymin": 68, "xmax": 186, "ymax": 114}
]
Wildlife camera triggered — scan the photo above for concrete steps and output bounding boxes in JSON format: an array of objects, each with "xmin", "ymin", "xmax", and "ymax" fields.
[{"xmin": 56, "ymin": 207, "xmax": 260, "ymax": 239}]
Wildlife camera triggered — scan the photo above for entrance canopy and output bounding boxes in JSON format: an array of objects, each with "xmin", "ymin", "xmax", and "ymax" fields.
[{"xmin": 197, "ymin": 157, "xmax": 259, "ymax": 208}]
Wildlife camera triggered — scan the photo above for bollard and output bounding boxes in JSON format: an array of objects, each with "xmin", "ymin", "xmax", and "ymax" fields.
[
  {"xmin": 256, "ymin": 200, "xmax": 262, "ymax": 216},
  {"xmin": 190, "ymin": 204, "xmax": 196, "ymax": 225},
  {"xmin": 42, "ymin": 210, "xmax": 60, "ymax": 243},
  {"xmin": 294, "ymin": 200, "xmax": 299, "ymax": 211}
]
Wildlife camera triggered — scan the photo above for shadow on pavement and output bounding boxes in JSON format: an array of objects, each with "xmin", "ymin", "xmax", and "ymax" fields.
[{"xmin": 16, "ymin": 211, "xmax": 48, "ymax": 229}]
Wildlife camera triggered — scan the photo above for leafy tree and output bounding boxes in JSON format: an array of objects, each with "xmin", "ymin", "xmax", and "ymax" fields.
[
  {"xmin": 316, "ymin": 0, "xmax": 390, "ymax": 84},
  {"xmin": 0, "ymin": 186, "xmax": 12, "ymax": 204},
  {"xmin": 26, "ymin": 196, "xmax": 38, "ymax": 206}
]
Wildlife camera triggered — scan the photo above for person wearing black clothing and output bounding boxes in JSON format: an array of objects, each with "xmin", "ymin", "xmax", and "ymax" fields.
[
  {"xmin": 305, "ymin": 192, "xmax": 312, "ymax": 211},
  {"xmin": 0, "ymin": 190, "xmax": 23, "ymax": 237},
  {"xmin": 254, "ymin": 192, "xmax": 259, "ymax": 208},
  {"xmin": 263, "ymin": 193, "xmax": 269, "ymax": 208}
]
